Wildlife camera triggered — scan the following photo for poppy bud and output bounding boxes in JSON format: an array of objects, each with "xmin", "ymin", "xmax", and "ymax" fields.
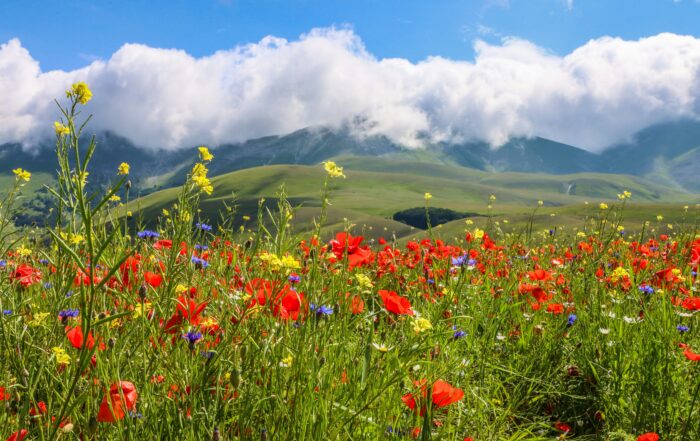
[
  {"xmin": 212, "ymin": 427, "xmax": 220, "ymax": 441},
  {"xmin": 108, "ymin": 338, "xmax": 116, "ymax": 348},
  {"xmin": 230, "ymin": 369, "xmax": 241, "ymax": 389},
  {"xmin": 138, "ymin": 284, "xmax": 147, "ymax": 300},
  {"xmin": 125, "ymin": 180, "xmax": 132, "ymax": 190},
  {"xmin": 319, "ymin": 356, "xmax": 326, "ymax": 366},
  {"xmin": 261, "ymin": 429, "xmax": 268, "ymax": 441}
]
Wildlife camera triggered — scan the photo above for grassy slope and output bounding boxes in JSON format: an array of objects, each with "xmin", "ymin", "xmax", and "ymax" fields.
[{"xmin": 124, "ymin": 158, "xmax": 699, "ymax": 240}]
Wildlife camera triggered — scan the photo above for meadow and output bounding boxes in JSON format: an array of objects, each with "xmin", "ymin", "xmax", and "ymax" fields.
[{"xmin": 1, "ymin": 84, "xmax": 699, "ymax": 441}]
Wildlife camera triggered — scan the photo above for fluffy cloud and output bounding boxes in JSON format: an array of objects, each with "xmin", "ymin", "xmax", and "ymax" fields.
[{"xmin": 2, "ymin": 28, "xmax": 700, "ymax": 152}]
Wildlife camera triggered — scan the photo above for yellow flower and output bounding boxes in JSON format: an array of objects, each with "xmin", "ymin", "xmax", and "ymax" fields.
[
  {"xmin": 489, "ymin": 194, "xmax": 497, "ymax": 202},
  {"xmin": 599, "ymin": 203, "xmax": 609, "ymax": 210},
  {"xmin": 126, "ymin": 211, "xmax": 133, "ymax": 218},
  {"xmin": 52, "ymin": 347, "xmax": 71, "ymax": 365},
  {"xmin": 280, "ymin": 355, "xmax": 294, "ymax": 367},
  {"xmin": 29, "ymin": 312, "xmax": 50, "ymax": 327},
  {"xmin": 109, "ymin": 194, "xmax": 121, "ymax": 202},
  {"xmin": 162, "ymin": 208, "xmax": 170, "ymax": 217},
  {"xmin": 198, "ymin": 146, "xmax": 214, "ymax": 162},
  {"xmin": 610, "ymin": 266, "xmax": 629, "ymax": 282},
  {"xmin": 656, "ymin": 215, "xmax": 664, "ymax": 222},
  {"xmin": 69, "ymin": 234, "xmax": 85, "ymax": 245},
  {"xmin": 473, "ymin": 228, "xmax": 485, "ymax": 240},
  {"xmin": 537, "ymin": 200, "xmax": 544, "ymax": 206},
  {"xmin": 424, "ymin": 192, "xmax": 433, "ymax": 201},
  {"xmin": 355, "ymin": 273, "xmax": 374, "ymax": 289},
  {"xmin": 118, "ymin": 162, "xmax": 130, "ymax": 175},
  {"xmin": 54, "ymin": 121, "xmax": 70, "ymax": 137},
  {"xmin": 323, "ymin": 161, "xmax": 345, "ymax": 178},
  {"xmin": 12, "ymin": 168, "xmax": 31, "ymax": 182},
  {"xmin": 242, "ymin": 215, "xmax": 251, "ymax": 221},
  {"xmin": 66, "ymin": 81, "xmax": 92, "ymax": 105},
  {"xmin": 16, "ymin": 245, "xmax": 32, "ymax": 257},
  {"xmin": 412, "ymin": 317, "xmax": 433, "ymax": 334},
  {"xmin": 133, "ymin": 302, "xmax": 152, "ymax": 319},
  {"xmin": 191, "ymin": 163, "xmax": 214, "ymax": 195}
]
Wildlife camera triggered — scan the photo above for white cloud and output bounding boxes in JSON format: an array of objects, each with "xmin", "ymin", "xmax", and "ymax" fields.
[{"xmin": 2, "ymin": 29, "xmax": 700, "ymax": 152}]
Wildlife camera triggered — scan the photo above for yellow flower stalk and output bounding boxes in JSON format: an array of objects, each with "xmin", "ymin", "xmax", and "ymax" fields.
[
  {"xmin": 66, "ymin": 81, "xmax": 93, "ymax": 105},
  {"xmin": 12, "ymin": 168, "xmax": 31, "ymax": 182}
]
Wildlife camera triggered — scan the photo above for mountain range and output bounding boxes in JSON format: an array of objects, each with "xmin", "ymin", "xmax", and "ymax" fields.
[{"xmin": 2, "ymin": 119, "xmax": 699, "ymax": 225}]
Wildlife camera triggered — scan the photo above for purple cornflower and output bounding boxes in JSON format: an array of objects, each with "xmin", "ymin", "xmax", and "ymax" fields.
[
  {"xmin": 2, "ymin": 310, "xmax": 12, "ymax": 316},
  {"xmin": 451, "ymin": 255, "xmax": 467, "ymax": 266},
  {"xmin": 191, "ymin": 256, "xmax": 209, "ymax": 269},
  {"xmin": 677, "ymin": 325, "xmax": 690, "ymax": 333},
  {"xmin": 288, "ymin": 274, "xmax": 301, "ymax": 283},
  {"xmin": 59, "ymin": 308, "xmax": 80, "ymax": 319},
  {"xmin": 567, "ymin": 313, "xmax": 577, "ymax": 327},
  {"xmin": 183, "ymin": 331, "xmax": 203, "ymax": 347},
  {"xmin": 196, "ymin": 222, "xmax": 212, "ymax": 232},
  {"xmin": 194, "ymin": 244, "xmax": 208, "ymax": 251},
  {"xmin": 310, "ymin": 303, "xmax": 333, "ymax": 316},
  {"xmin": 638, "ymin": 285, "xmax": 654, "ymax": 295},
  {"xmin": 137, "ymin": 230, "xmax": 160, "ymax": 239},
  {"xmin": 452, "ymin": 325, "xmax": 467, "ymax": 339}
]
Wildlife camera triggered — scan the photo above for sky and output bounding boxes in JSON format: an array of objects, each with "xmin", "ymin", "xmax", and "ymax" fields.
[{"xmin": 2, "ymin": 0, "xmax": 700, "ymax": 151}]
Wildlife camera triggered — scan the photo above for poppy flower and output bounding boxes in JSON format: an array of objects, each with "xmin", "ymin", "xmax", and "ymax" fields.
[
  {"xmin": 10, "ymin": 264, "xmax": 41, "ymax": 287},
  {"xmin": 402, "ymin": 379, "xmax": 463, "ymax": 414},
  {"xmin": 683, "ymin": 348, "xmax": 700, "ymax": 361},
  {"xmin": 379, "ymin": 290, "xmax": 414, "ymax": 316},
  {"xmin": 636, "ymin": 433, "xmax": 659, "ymax": 441},
  {"xmin": 65, "ymin": 325, "xmax": 95, "ymax": 350},
  {"xmin": 5, "ymin": 430, "xmax": 28, "ymax": 441},
  {"xmin": 143, "ymin": 271, "xmax": 163, "ymax": 288},
  {"xmin": 97, "ymin": 381, "xmax": 138, "ymax": 423}
]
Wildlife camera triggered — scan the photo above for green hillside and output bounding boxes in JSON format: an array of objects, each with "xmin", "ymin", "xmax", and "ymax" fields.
[{"xmin": 124, "ymin": 158, "xmax": 699, "ymax": 240}]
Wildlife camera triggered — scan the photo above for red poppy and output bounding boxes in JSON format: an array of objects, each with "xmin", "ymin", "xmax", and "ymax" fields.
[
  {"xmin": 97, "ymin": 381, "xmax": 138, "ymax": 423},
  {"xmin": 29, "ymin": 401, "xmax": 47, "ymax": 416},
  {"xmin": 402, "ymin": 379, "xmax": 463, "ymax": 414},
  {"xmin": 637, "ymin": 433, "xmax": 659, "ymax": 441},
  {"xmin": 683, "ymin": 348, "xmax": 700, "ymax": 361},
  {"xmin": 379, "ymin": 290, "xmax": 414, "ymax": 316},
  {"xmin": 5, "ymin": 430, "xmax": 28, "ymax": 441},
  {"xmin": 65, "ymin": 325, "xmax": 95, "ymax": 350},
  {"xmin": 10, "ymin": 264, "xmax": 41, "ymax": 287},
  {"xmin": 329, "ymin": 232, "xmax": 374, "ymax": 269},
  {"xmin": 143, "ymin": 271, "xmax": 163, "ymax": 288}
]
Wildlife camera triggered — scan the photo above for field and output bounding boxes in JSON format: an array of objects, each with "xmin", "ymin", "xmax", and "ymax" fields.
[{"xmin": 1, "ymin": 88, "xmax": 700, "ymax": 441}]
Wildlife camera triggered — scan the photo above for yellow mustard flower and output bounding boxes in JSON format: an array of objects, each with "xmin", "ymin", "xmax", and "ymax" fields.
[
  {"xmin": 323, "ymin": 161, "xmax": 345, "ymax": 178},
  {"xmin": 66, "ymin": 81, "xmax": 93, "ymax": 105},
  {"xmin": 12, "ymin": 168, "xmax": 31, "ymax": 182},
  {"xmin": 412, "ymin": 317, "xmax": 433, "ymax": 334},
  {"xmin": 54, "ymin": 121, "xmax": 70, "ymax": 137},
  {"xmin": 52, "ymin": 347, "xmax": 71, "ymax": 365},
  {"xmin": 599, "ymin": 203, "xmax": 609, "ymax": 210},
  {"xmin": 424, "ymin": 192, "xmax": 432, "ymax": 201},
  {"xmin": 198, "ymin": 146, "xmax": 214, "ymax": 162},
  {"xmin": 118, "ymin": 162, "xmax": 130, "ymax": 175}
]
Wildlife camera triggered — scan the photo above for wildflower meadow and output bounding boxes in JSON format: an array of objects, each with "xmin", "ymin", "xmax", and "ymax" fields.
[{"xmin": 1, "ymin": 84, "xmax": 700, "ymax": 441}]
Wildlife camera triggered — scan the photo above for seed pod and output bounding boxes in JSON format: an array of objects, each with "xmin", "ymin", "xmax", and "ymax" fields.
[
  {"xmin": 138, "ymin": 284, "xmax": 147, "ymax": 300},
  {"xmin": 125, "ymin": 180, "xmax": 132, "ymax": 190},
  {"xmin": 212, "ymin": 427, "xmax": 220, "ymax": 441},
  {"xmin": 230, "ymin": 369, "xmax": 241, "ymax": 389}
]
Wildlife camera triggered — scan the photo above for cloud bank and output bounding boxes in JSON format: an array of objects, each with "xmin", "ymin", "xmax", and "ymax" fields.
[{"xmin": 2, "ymin": 28, "xmax": 700, "ymax": 152}]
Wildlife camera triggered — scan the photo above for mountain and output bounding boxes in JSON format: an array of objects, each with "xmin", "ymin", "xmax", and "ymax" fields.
[
  {"xmin": 2, "ymin": 119, "xmax": 699, "ymax": 226},
  {"xmin": 600, "ymin": 120, "xmax": 700, "ymax": 192}
]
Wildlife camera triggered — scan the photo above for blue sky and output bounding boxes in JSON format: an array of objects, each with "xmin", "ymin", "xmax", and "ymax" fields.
[{"xmin": 2, "ymin": 0, "xmax": 700, "ymax": 71}]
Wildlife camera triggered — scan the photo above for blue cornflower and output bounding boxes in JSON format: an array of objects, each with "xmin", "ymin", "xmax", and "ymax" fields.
[
  {"xmin": 452, "ymin": 325, "xmax": 467, "ymax": 339},
  {"xmin": 59, "ymin": 308, "xmax": 80, "ymax": 319},
  {"xmin": 194, "ymin": 244, "xmax": 209, "ymax": 251},
  {"xmin": 65, "ymin": 290, "xmax": 74, "ymax": 298},
  {"xmin": 451, "ymin": 255, "xmax": 467, "ymax": 266},
  {"xmin": 129, "ymin": 411, "xmax": 143, "ymax": 419},
  {"xmin": 567, "ymin": 313, "xmax": 577, "ymax": 327},
  {"xmin": 638, "ymin": 285, "xmax": 654, "ymax": 295},
  {"xmin": 39, "ymin": 259, "xmax": 49, "ymax": 265},
  {"xmin": 43, "ymin": 282, "xmax": 52, "ymax": 289},
  {"xmin": 310, "ymin": 303, "xmax": 333, "ymax": 316},
  {"xmin": 2, "ymin": 310, "xmax": 12, "ymax": 316},
  {"xmin": 196, "ymin": 222, "xmax": 212, "ymax": 232},
  {"xmin": 427, "ymin": 278, "xmax": 435, "ymax": 285},
  {"xmin": 288, "ymin": 274, "xmax": 300, "ymax": 283},
  {"xmin": 191, "ymin": 256, "xmax": 209, "ymax": 269},
  {"xmin": 183, "ymin": 331, "xmax": 203, "ymax": 345},
  {"xmin": 549, "ymin": 229, "xmax": 555, "ymax": 236},
  {"xmin": 137, "ymin": 230, "xmax": 160, "ymax": 239},
  {"xmin": 467, "ymin": 258, "xmax": 477, "ymax": 266},
  {"xmin": 0, "ymin": 260, "xmax": 6, "ymax": 268},
  {"xmin": 677, "ymin": 325, "xmax": 690, "ymax": 333}
]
